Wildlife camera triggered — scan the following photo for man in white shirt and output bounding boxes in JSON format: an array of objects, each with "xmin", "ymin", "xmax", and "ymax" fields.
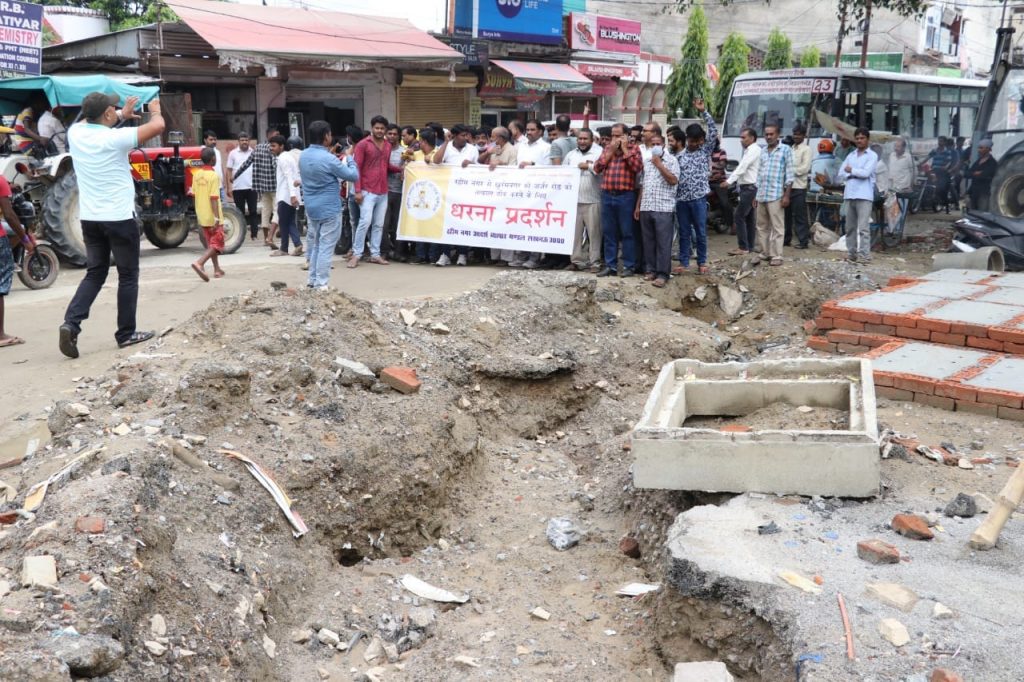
[
  {"xmin": 785, "ymin": 123, "xmax": 812, "ymax": 249},
  {"xmin": 721, "ymin": 126, "xmax": 762, "ymax": 255},
  {"xmin": 888, "ymin": 137, "xmax": 915, "ymax": 194},
  {"xmin": 270, "ymin": 134, "xmax": 303, "ymax": 257},
  {"xmin": 512, "ymin": 119, "xmax": 550, "ymax": 268},
  {"xmin": 837, "ymin": 127, "xmax": 878, "ymax": 264},
  {"xmin": 564, "ymin": 128, "xmax": 603, "ymax": 272},
  {"xmin": 60, "ymin": 92, "xmax": 165, "ymax": 358},
  {"xmin": 432, "ymin": 124, "xmax": 478, "ymax": 266},
  {"xmin": 226, "ymin": 132, "xmax": 256, "ymax": 240},
  {"xmin": 37, "ymin": 107, "xmax": 67, "ymax": 154}
]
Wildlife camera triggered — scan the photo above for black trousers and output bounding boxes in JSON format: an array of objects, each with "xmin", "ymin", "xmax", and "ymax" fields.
[
  {"xmin": 734, "ymin": 185, "xmax": 757, "ymax": 251},
  {"xmin": 64, "ymin": 218, "xmax": 140, "ymax": 345},
  {"xmin": 381, "ymin": 190, "xmax": 403, "ymax": 257},
  {"xmin": 784, "ymin": 188, "xmax": 809, "ymax": 247},
  {"xmin": 233, "ymin": 189, "xmax": 258, "ymax": 238}
]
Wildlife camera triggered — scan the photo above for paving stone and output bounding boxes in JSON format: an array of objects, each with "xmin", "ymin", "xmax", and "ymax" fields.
[
  {"xmin": 918, "ymin": 269, "xmax": 995, "ymax": 284},
  {"xmin": 900, "ymin": 281, "xmax": 990, "ymax": 299},
  {"xmin": 857, "ymin": 538, "xmax": 900, "ymax": 564},
  {"xmin": 975, "ymin": 288, "xmax": 1024, "ymax": 306},
  {"xmin": 836, "ymin": 291, "xmax": 943, "ymax": 314},
  {"xmin": 962, "ymin": 358, "xmax": 1024, "ymax": 394},
  {"xmin": 870, "ymin": 343, "xmax": 987, "ymax": 380},
  {"xmin": 923, "ymin": 300, "xmax": 1024, "ymax": 326}
]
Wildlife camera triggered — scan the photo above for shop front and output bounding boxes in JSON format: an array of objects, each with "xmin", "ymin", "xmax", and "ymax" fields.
[
  {"xmin": 566, "ymin": 12, "xmax": 641, "ymax": 123},
  {"xmin": 479, "ymin": 59, "xmax": 592, "ymax": 127},
  {"xmin": 397, "ymin": 73, "xmax": 478, "ymax": 128}
]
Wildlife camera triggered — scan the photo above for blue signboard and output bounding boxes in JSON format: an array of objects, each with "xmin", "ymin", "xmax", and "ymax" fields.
[
  {"xmin": 0, "ymin": 1, "xmax": 44, "ymax": 77},
  {"xmin": 454, "ymin": 0, "xmax": 564, "ymax": 46}
]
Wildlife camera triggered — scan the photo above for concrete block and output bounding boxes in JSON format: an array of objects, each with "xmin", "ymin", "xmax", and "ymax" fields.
[
  {"xmin": 673, "ymin": 661, "xmax": 735, "ymax": 682},
  {"xmin": 835, "ymin": 291, "xmax": 942, "ymax": 314},
  {"xmin": 901, "ymin": 281, "xmax": 990, "ymax": 299},
  {"xmin": 870, "ymin": 343, "xmax": 987, "ymax": 380},
  {"xmin": 633, "ymin": 359, "xmax": 878, "ymax": 497},
  {"xmin": 924, "ymin": 300, "xmax": 1024, "ymax": 326},
  {"xmin": 962, "ymin": 357, "xmax": 1024, "ymax": 394}
]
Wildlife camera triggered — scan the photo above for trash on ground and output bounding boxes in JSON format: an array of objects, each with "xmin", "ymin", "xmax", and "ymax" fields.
[
  {"xmin": 615, "ymin": 582, "xmax": 660, "ymax": 597},
  {"xmin": 545, "ymin": 517, "xmax": 581, "ymax": 550},
  {"xmin": 399, "ymin": 574, "xmax": 469, "ymax": 603},
  {"xmin": 220, "ymin": 449, "xmax": 308, "ymax": 538}
]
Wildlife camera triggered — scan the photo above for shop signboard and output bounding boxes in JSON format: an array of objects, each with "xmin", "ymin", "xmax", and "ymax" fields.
[
  {"xmin": 454, "ymin": 0, "xmax": 563, "ymax": 46},
  {"xmin": 0, "ymin": 1, "xmax": 44, "ymax": 77},
  {"xmin": 449, "ymin": 37, "xmax": 489, "ymax": 67},
  {"xmin": 568, "ymin": 12, "xmax": 641, "ymax": 55}
]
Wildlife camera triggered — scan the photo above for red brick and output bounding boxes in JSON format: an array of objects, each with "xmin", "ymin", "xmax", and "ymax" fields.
[
  {"xmin": 380, "ymin": 367, "xmax": 422, "ymax": 394},
  {"xmin": 837, "ymin": 343, "xmax": 869, "ymax": 354},
  {"xmin": 989, "ymin": 328, "xmax": 1024, "ymax": 344},
  {"xmin": 619, "ymin": 537, "xmax": 641, "ymax": 558},
  {"xmin": 883, "ymin": 314, "xmax": 917, "ymax": 328},
  {"xmin": 917, "ymin": 318, "xmax": 952, "ymax": 333},
  {"xmin": 864, "ymin": 323, "xmax": 896, "ymax": 335},
  {"xmin": 897, "ymin": 326, "xmax": 932, "ymax": 341},
  {"xmin": 826, "ymin": 329, "xmax": 862, "ymax": 345},
  {"xmin": 949, "ymin": 322, "xmax": 991, "ymax": 338},
  {"xmin": 930, "ymin": 669, "xmax": 964, "ymax": 682},
  {"xmin": 819, "ymin": 304, "xmax": 843, "ymax": 318},
  {"xmin": 75, "ymin": 516, "xmax": 106, "ymax": 534},
  {"xmin": 0, "ymin": 511, "xmax": 18, "ymax": 525},
  {"xmin": 857, "ymin": 538, "xmax": 901, "ymax": 564},
  {"xmin": 887, "ymin": 276, "xmax": 918, "ymax": 286},
  {"xmin": 894, "ymin": 376, "xmax": 936, "ymax": 395},
  {"xmin": 1005, "ymin": 341, "xmax": 1024, "ymax": 355},
  {"xmin": 877, "ymin": 386, "xmax": 914, "ymax": 401},
  {"xmin": 957, "ymin": 400, "xmax": 1000, "ymax": 417},
  {"xmin": 814, "ymin": 316, "xmax": 834, "ymax": 330},
  {"xmin": 806, "ymin": 337, "xmax": 836, "ymax": 353},
  {"xmin": 873, "ymin": 373, "xmax": 895, "ymax": 387},
  {"xmin": 802, "ymin": 320, "xmax": 817, "ymax": 334},
  {"xmin": 915, "ymin": 393, "xmax": 956, "ymax": 411},
  {"xmin": 967, "ymin": 336, "xmax": 1004, "ymax": 352},
  {"xmin": 934, "ymin": 383, "xmax": 978, "ymax": 402},
  {"xmin": 860, "ymin": 334, "xmax": 894, "ymax": 348},
  {"xmin": 848, "ymin": 309, "xmax": 884, "ymax": 324},
  {"xmin": 930, "ymin": 331, "xmax": 966, "ymax": 346},
  {"xmin": 998, "ymin": 405, "xmax": 1024, "ymax": 422},
  {"xmin": 833, "ymin": 318, "xmax": 865, "ymax": 332},
  {"xmin": 891, "ymin": 513, "xmax": 934, "ymax": 540},
  {"xmin": 976, "ymin": 389, "xmax": 1024, "ymax": 409}
]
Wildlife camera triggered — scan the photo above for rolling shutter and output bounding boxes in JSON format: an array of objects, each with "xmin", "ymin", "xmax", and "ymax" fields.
[{"xmin": 398, "ymin": 88, "xmax": 469, "ymax": 128}]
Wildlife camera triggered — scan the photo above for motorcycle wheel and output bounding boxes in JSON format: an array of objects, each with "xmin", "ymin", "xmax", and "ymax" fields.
[{"xmin": 17, "ymin": 244, "xmax": 60, "ymax": 290}]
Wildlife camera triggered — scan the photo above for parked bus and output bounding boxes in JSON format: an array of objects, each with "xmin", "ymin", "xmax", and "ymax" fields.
[{"xmin": 720, "ymin": 68, "xmax": 987, "ymax": 161}]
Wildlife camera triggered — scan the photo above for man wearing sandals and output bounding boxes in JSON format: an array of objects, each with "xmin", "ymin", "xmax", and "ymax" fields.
[
  {"xmin": 59, "ymin": 93, "xmax": 165, "ymax": 359},
  {"xmin": 752, "ymin": 123, "xmax": 793, "ymax": 267},
  {"xmin": 669, "ymin": 98, "xmax": 716, "ymax": 276}
]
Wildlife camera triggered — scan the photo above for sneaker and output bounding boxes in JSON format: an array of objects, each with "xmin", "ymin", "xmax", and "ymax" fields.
[
  {"xmin": 291, "ymin": 245, "xmax": 304, "ymax": 257},
  {"xmin": 117, "ymin": 330, "xmax": 155, "ymax": 349},
  {"xmin": 522, "ymin": 260, "xmax": 539, "ymax": 269},
  {"xmin": 435, "ymin": 253, "xmax": 451, "ymax": 267},
  {"xmin": 620, "ymin": 268, "xmax": 635, "ymax": 278},
  {"xmin": 456, "ymin": 254, "xmax": 468, "ymax": 266},
  {"xmin": 269, "ymin": 250, "xmax": 287, "ymax": 257},
  {"xmin": 596, "ymin": 267, "xmax": 615, "ymax": 277},
  {"xmin": 59, "ymin": 324, "xmax": 79, "ymax": 359}
]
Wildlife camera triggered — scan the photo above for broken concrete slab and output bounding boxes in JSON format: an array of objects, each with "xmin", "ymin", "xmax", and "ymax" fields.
[
  {"xmin": 673, "ymin": 661, "xmax": 735, "ymax": 681},
  {"xmin": 22, "ymin": 555, "xmax": 58, "ymax": 589},
  {"xmin": 632, "ymin": 358, "xmax": 879, "ymax": 497},
  {"xmin": 866, "ymin": 582, "xmax": 920, "ymax": 613}
]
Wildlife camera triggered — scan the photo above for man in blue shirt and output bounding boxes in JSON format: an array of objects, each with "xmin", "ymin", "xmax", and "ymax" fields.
[
  {"xmin": 299, "ymin": 120, "xmax": 359, "ymax": 290},
  {"xmin": 837, "ymin": 127, "xmax": 878, "ymax": 264},
  {"xmin": 754, "ymin": 123, "xmax": 793, "ymax": 266}
]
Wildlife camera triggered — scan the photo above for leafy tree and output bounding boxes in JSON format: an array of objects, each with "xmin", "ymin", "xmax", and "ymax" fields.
[
  {"xmin": 711, "ymin": 32, "xmax": 748, "ymax": 119},
  {"xmin": 800, "ymin": 46, "xmax": 821, "ymax": 68},
  {"xmin": 666, "ymin": 4, "xmax": 710, "ymax": 119},
  {"xmin": 39, "ymin": 0, "xmax": 177, "ymax": 31},
  {"xmin": 763, "ymin": 28, "xmax": 792, "ymax": 70}
]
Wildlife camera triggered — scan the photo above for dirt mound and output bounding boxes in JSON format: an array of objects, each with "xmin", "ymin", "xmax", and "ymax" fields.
[{"xmin": 0, "ymin": 272, "xmax": 725, "ymax": 680}]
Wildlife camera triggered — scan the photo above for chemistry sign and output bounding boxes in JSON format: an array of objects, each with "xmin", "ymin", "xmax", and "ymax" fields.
[{"xmin": 0, "ymin": 0, "xmax": 43, "ymax": 76}]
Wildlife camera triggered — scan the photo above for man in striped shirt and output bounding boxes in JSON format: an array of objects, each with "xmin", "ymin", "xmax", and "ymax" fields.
[{"xmin": 754, "ymin": 123, "xmax": 793, "ymax": 266}]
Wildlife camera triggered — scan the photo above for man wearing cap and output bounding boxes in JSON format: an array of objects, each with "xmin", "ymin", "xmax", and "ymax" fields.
[
  {"xmin": 58, "ymin": 92, "xmax": 165, "ymax": 358},
  {"xmin": 967, "ymin": 139, "xmax": 998, "ymax": 212}
]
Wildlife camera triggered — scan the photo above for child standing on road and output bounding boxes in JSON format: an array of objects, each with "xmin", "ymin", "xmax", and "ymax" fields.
[{"xmin": 191, "ymin": 147, "xmax": 225, "ymax": 281}]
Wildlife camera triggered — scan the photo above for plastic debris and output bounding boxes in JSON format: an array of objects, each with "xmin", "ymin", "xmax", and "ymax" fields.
[
  {"xmin": 399, "ymin": 574, "xmax": 469, "ymax": 603},
  {"xmin": 220, "ymin": 449, "xmax": 308, "ymax": 538},
  {"xmin": 778, "ymin": 570, "xmax": 822, "ymax": 594},
  {"xmin": 615, "ymin": 583, "xmax": 660, "ymax": 597},
  {"xmin": 545, "ymin": 517, "xmax": 581, "ymax": 551},
  {"xmin": 23, "ymin": 447, "xmax": 104, "ymax": 512}
]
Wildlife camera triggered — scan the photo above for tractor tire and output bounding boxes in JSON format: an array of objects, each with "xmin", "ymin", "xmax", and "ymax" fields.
[
  {"xmin": 220, "ymin": 205, "xmax": 247, "ymax": 254},
  {"xmin": 143, "ymin": 219, "xmax": 189, "ymax": 249},
  {"xmin": 990, "ymin": 153, "xmax": 1024, "ymax": 218},
  {"xmin": 41, "ymin": 171, "xmax": 86, "ymax": 266}
]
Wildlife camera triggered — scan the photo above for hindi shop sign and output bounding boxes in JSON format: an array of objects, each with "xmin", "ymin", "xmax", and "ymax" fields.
[
  {"xmin": 568, "ymin": 13, "xmax": 641, "ymax": 55},
  {"xmin": 0, "ymin": 0, "xmax": 43, "ymax": 77},
  {"xmin": 398, "ymin": 164, "xmax": 578, "ymax": 255}
]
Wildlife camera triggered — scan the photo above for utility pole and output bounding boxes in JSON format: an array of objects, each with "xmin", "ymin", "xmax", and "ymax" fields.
[
  {"xmin": 860, "ymin": 0, "xmax": 873, "ymax": 68},
  {"xmin": 835, "ymin": 0, "xmax": 847, "ymax": 67}
]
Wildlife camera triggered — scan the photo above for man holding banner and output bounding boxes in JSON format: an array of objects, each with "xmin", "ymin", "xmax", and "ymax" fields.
[
  {"xmin": 564, "ymin": 129, "xmax": 603, "ymax": 272},
  {"xmin": 433, "ymin": 124, "xmax": 479, "ymax": 266}
]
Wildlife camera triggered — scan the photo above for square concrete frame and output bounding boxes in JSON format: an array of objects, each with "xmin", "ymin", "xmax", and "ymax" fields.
[{"xmin": 632, "ymin": 358, "xmax": 879, "ymax": 497}]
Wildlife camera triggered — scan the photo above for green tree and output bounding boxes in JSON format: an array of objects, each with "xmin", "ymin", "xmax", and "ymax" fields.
[
  {"xmin": 666, "ymin": 4, "xmax": 710, "ymax": 119},
  {"xmin": 800, "ymin": 46, "xmax": 821, "ymax": 68},
  {"xmin": 763, "ymin": 28, "xmax": 792, "ymax": 70},
  {"xmin": 711, "ymin": 32, "xmax": 748, "ymax": 119},
  {"xmin": 39, "ymin": 0, "xmax": 177, "ymax": 31}
]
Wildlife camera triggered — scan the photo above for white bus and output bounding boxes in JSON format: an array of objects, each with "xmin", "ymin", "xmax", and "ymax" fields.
[{"xmin": 720, "ymin": 68, "xmax": 987, "ymax": 160}]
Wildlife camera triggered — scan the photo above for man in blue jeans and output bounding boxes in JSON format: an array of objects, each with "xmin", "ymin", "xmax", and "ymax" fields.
[
  {"xmin": 668, "ymin": 98, "xmax": 717, "ymax": 274},
  {"xmin": 349, "ymin": 115, "xmax": 399, "ymax": 267},
  {"xmin": 299, "ymin": 120, "xmax": 359, "ymax": 290},
  {"xmin": 594, "ymin": 123, "xmax": 643, "ymax": 277},
  {"xmin": 60, "ymin": 92, "xmax": 166, "ymax": 358}
]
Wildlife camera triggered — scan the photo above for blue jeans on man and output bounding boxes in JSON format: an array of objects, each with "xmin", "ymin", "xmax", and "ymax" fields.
[
  {"xmin": 306, "ymin": 215, "xmax": 341, "ymax": 288},
  {"xmin": 353, "ymin": 192, "xmax": 387, "ymax": 260},
  {"xmin": 676, "ymin": 198, "xmax": 708, "ymax": 267},
  {"xmin": 600, "ymin": 190, "xmax": 636, "ymax": 272}
]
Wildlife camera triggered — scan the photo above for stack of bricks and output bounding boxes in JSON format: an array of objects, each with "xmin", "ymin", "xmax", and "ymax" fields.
[{"xmin": 809, "ymin": 270, "xmax": 1024, "ymax": 419}]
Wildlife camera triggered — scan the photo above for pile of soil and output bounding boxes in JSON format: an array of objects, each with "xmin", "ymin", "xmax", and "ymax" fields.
[{"xmin": 684, "ymin": 403, "xmax": 849, "ymax": 431}]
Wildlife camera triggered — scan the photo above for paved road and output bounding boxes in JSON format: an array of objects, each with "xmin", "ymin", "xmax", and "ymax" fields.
[{"xmin": 0, "ymin": 237, "xmax": 498, "ymax": 435}]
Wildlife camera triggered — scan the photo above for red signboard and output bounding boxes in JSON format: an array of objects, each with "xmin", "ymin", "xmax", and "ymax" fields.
[
  {"xmin": 569, "ymin": 13, "xmax": 641, "ymax": 56},
  {"xmin": 573, "ymin": 61, "xmax": 637, "ymax": 79}
]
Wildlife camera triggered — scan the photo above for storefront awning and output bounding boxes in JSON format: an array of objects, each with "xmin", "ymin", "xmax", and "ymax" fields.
[
  {"xmin": 165, "ymin": 0, "xmax": 462, "ymax": 74},
  {"xmin": 571, "ymin": 61, "xmax": 638, "ymax": 79},
  {"xmin": 490, "ymin": 59, "xmax": 592, "ymax": 94}
]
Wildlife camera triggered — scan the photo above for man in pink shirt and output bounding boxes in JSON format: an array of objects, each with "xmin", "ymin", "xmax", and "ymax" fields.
[{"xmin": 349, "ymin": 115, "xmax": 402, "ymax": 267}]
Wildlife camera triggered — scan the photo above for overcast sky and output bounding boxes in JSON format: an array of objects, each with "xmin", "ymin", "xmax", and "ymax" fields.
[{"xmin": 240, "ymin": 0, "xmax": 448, "ymax": 32}]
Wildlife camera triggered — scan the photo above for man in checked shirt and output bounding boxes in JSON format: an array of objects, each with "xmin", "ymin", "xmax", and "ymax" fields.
[
  {"xmin": 753, "ymin": 123, "xmax": 793, "ymax": 267},
  {"xmin": 232, "ymin": 127, "xmax": 279, "ymax": 246},
  {"xmin": 594, "ymin": 123, "xmax": 643, "ymax": 277}
]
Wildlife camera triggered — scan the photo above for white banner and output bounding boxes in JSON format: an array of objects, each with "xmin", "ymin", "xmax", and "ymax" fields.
[
  {"xmin": 398, "ymin": 164, "xmax": 579, "ymax": 255},
  {"xmin": 732, "ymin": 78, "xmax": 836, "ymax": 97}
]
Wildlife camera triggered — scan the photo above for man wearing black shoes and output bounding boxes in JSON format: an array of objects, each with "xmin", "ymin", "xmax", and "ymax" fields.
[{"xmin": 59, "ymin": 92, "xmax": 166, "ymax": 358}]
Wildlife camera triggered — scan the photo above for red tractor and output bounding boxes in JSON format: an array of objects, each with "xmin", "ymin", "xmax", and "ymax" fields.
[{"xmin": 128, "ymin": 131, "xmax": 246, "ymax": 253}]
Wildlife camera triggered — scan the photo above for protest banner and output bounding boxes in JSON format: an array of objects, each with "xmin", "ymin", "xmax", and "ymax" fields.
[{"xmin": 398, "ymin": 164, "xmax": 579, "ymax": 255}]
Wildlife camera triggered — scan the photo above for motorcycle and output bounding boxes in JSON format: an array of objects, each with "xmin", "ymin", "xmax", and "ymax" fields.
[
  {"xmin": 2, "ymin": 173, "xmax": 61, "ymax": 290},
  {"xmin": 952, "ymin": 212, "xmax": 1024, "ymax": 271}
]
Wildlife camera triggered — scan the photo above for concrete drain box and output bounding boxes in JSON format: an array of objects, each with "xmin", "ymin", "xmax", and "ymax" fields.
[{"xmin": 632, "ymin": 358, "xmax": 879, "ymax": 497}]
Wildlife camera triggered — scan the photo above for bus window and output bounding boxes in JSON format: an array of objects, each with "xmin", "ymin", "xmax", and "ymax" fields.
[
  {"xmin": 893, "ymin": 82, "xmax": 915, "ymax": 101},
  {"xmin": 960, "ymin": 107, "xmax": 976, "ymax": 137},
  {"xmin": 940, "ymin": 86, "xmax": 959, "ymax": 103},
  {"xmin": 842, "ymin": 91, "xmax": 863, "ymax": 126},
  {"xmin": 918, "ymin": 85, "xmax": 939, "ymax": 102},
  {"xmin": 922, "ymin": 105, "xmax": 938, "ymax": 137},
  {"xmin": 961, "ymin": 89, "xmax": 982, "ymax": 105},
  {"xmin": 722, "ymin": 85, "xmax": 834, "ymax": 136},
  {"xmin": 866, "ymin": 80, "xmax": 891, "ymax": 100},
  {"xmin": 938, "ymin": 106, "xmax": 952, "ymax": 137},
  {"xmin": 897, "ymin": 104, "xmax": 914, "ymax": 137}
]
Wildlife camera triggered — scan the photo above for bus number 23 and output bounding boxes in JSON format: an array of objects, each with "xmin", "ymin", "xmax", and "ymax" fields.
[{"xmin": 811, "ymin": 79, "xmax": 835, "ymax": 94}]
